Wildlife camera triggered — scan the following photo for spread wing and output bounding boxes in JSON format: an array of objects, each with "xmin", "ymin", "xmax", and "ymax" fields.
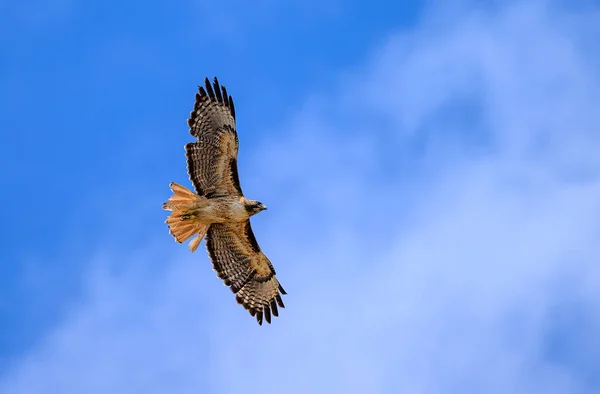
[
  {"xmin": 206, "ymin": 221, "xmax": 287, "ymax": 325},
  {"xmin": 186, "ymin": 77, "xmax": 243, "ymax": 197}
]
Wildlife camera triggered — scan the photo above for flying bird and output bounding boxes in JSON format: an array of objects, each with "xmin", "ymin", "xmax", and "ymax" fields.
[{"xmin": 163, "ymin": 77, "xmax": 286, "ymax": 325}]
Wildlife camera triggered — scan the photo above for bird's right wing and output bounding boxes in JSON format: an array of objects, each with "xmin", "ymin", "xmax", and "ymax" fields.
[{"xmin": 206, "ymin": 221, "xmax": 287, "ymax": 325}]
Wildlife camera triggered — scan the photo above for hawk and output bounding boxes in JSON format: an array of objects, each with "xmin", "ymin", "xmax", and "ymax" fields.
[{"xmin": 163, "ymin": 77, "xmax": 286, "ymax": 325}]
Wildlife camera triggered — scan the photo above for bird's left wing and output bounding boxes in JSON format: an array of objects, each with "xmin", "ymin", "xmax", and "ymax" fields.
[{"xmin": 206, "ymin": 221, "xmax": 286, "ymax": 325}]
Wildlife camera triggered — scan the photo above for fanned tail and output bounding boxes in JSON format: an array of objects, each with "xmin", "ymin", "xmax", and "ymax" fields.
[{"xmin": 163, "ymin": 182, "xmax": 209, "ymax": 252}]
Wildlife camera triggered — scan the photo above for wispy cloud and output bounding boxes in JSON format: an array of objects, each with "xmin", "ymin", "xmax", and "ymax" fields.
[{"xmin": 2, "ymin": 1, "xmax": 600, "ymax": 393}]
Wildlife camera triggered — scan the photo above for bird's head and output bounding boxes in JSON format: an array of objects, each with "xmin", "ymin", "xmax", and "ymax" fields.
[{"xmin": 245, "ymin": 200, "xmax": 268, "ymax": 215}]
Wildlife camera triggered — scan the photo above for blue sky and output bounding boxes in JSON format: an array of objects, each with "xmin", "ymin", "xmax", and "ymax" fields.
[{"xmin": 1, "ymin": 0, "xmax": 600, "ymax": 392}]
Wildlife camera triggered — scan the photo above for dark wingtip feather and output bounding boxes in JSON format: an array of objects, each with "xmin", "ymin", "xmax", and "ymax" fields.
[
  {"xmin": 270, "ymin": 299, "xmax": 279, "ymax": 317},
  {"xmin": 278, "ymin": 284, "xmax": 287, "ymax": 295},
  {"xmin": 264, "ymin": 306, "xmax": 272, "ymax": 324},
  {"xmin": 275, "ymin": 294, "xmax": 285, "ymax": 308},
  {"xmin": 256, "ymin": 310, "xmax": 263, "ymax": 325},
  {"xmin": 229, "ymin": 95, "xmax": 235, "ymax": 119},
  {"xmin": 221, "ymin": 85, "xmax": 229, "ymax": 107},
  {"xmin": 213, "ymin": 77, "xmax": 223, "ymax": 103},
  {"xmin": 204, "ymin": 78, "xmax": 216, "ymax": 100}
]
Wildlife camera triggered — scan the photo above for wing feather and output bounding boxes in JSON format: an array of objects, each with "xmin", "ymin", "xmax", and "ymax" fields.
[
  {"xmin": 186, "ymin": 77, "xmax": 242, "ymax": 196},
  {"xmin": 206, "ymin": 222, "xmax": 286, "ymax": 325}
]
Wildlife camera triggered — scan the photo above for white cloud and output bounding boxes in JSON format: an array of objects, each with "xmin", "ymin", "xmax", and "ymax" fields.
[{"xmin": 3, "ymin": 1, "xmax": 600, "ymax": 393}]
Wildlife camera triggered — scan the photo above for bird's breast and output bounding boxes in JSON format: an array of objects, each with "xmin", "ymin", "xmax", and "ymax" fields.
[{"xmin": 203, "ymin": 196, "xmax": 249, "ymax": 223}]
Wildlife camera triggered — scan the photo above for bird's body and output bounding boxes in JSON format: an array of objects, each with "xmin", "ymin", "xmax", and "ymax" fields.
[
  {"xmin": 189, "ymin": 195, "xmax": 247, "ymax": 223},
  {"xmin": 163, "ymin": 77, "xmax": 286, "ymax": 325},
  {"xmin": 167, "ymin": 191, "xmax": 262, "ymax": 224}
]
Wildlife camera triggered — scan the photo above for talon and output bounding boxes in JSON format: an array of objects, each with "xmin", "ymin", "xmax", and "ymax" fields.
[{"xmin": 180, "ymin": 211, "xmax": 195, "ymax": 221}]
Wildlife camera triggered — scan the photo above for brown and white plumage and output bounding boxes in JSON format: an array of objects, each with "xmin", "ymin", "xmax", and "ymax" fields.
[{"xmin": 163, "ymin": 77, "xmax": 286, "ymax": 325}]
